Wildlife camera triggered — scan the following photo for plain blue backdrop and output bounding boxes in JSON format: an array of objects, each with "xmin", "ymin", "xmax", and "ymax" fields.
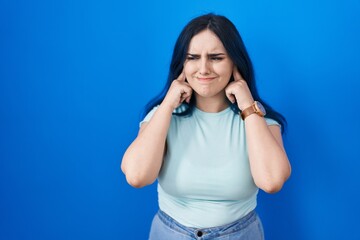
[{"xmin": 1, "ymin": 0, "xmax": 360, "ymax": 239}]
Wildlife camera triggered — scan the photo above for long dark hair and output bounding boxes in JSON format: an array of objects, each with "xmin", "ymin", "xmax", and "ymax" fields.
[{"xmin": 142, "ymin": 13, "xmax": 286, "ymax": 132}]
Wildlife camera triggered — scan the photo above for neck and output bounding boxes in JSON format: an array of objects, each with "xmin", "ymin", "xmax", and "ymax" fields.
[{"xmin": 195, "ymin": 93, "xmax": 229, "ymax": 113}]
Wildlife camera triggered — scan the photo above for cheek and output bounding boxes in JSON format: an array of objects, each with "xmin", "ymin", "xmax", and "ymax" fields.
[
  {"xmin": 214, "ymin": 64, "xmax": 232, "ymax": 78},
  {"xmin": 184, "ymin": 63, "xmax": 197, "ymax": 79},
  {"xmin": 214, "ymin": 66, "xmax": 232, "ymax": 78}
]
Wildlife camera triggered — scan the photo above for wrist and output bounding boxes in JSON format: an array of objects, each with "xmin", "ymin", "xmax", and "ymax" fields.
[
  {"xmin": 238, "ymin": 99, "xmax": 254, "ymax": 111},
  {"xmin": 240, "ymin": 101, "xmax": 266, "ymax": 120},
  {"xmin": 159, "ymin": 101, "xmax": 176, "ymax": 113}
]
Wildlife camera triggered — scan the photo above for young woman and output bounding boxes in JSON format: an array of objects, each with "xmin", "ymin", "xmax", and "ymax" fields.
[{"xmin": 121, "ymin": 13, "xmax": 291, "ymax": 239}]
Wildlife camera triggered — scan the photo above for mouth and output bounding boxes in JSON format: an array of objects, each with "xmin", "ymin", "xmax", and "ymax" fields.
[{"xmin": 196, "ymin": 77, "xmax": 216, "ymax": 83}]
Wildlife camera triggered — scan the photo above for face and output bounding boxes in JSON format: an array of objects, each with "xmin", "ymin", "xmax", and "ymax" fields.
[{"xmin": 184, "ymin": 29, "xmax": 234, "ymax": 99}]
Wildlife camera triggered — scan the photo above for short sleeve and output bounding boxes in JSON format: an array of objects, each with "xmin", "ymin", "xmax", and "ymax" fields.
[
  {"xmin": 265, "ymin": 117, "xmax": 281, "ymax": 127},
  {"xmin": 139, "ymin": 106, "xmax": 159, "ymax": 128}
]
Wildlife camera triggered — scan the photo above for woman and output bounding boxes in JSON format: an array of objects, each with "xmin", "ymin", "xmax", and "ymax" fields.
[{"xmin": 121, "ymin": 13, "xmax": 291, "ymax": 239}]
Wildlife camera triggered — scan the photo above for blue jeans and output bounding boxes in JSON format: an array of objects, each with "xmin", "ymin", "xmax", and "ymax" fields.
[{"xmin": 149, "ymin": 209, "xmax": 265, "ymax": 240}]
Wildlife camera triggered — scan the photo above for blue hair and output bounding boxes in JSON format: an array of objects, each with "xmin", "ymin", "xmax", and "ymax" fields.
[{"xmin": 143, "ymin": 13, "xmax": 286, "ymax": 132}]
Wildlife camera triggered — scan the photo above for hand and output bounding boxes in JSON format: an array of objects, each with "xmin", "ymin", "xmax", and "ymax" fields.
[
  {"xmin": 225, "ymin": 66, "xmax": 254, "ymax": 111},
  {"xmin": 162, "ymin": 72, "xmax": 193, "ymax": 110}
]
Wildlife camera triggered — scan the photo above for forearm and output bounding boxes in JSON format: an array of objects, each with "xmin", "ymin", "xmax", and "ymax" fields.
[
  {"xmin": 244, "ymin": 114, "xmax": 291, "ymax": 193},
  {"xmin": 121, "ymin": 104, "xmax": 173, "ymax": 187}
]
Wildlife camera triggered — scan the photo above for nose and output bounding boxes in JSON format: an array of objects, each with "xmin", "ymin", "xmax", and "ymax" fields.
[{"xmin": 198, "ymin": 58, "xmax": 211, "ymax": 75}]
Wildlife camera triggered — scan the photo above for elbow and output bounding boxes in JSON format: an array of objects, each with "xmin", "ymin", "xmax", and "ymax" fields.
[
  {"xmin": 122, "ymin": 166, "xmax": 155, "ymax": 188},
  {"xmin": 256, "ymin": 173, "xmax": 290, "ymax": 194},
  {"xmin": 121, "ymin": 151, "xmax": 160, "ymax": 188},
  {"xmin": 260, "ymin": 161, "xmax": 292, "ymax": 194},
  {"xmin": 259, "ymin": 181, "xmax": 284, "ymax": 194},
  {"xmin": 121, "ymin": 156, "xmax": 147, "ymax": 188},
  {"xmin": 125, "ymin": 175, "xmax": 150, "ymax": 188}
]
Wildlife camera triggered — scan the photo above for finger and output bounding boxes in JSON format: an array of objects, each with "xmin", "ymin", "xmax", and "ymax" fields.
[
  {"xmin": 225, "ymin": 89, "xmax": 236, "ymax": 104},
  {"xmin": 180, "ymin": 94, "xmax": 188, "ymax": 103},
  {"xmin": 180, "ymin": 87, "xmax": 192, "ymax": 101},
  {"xmin": 233, "ymin": 66, "xmax": 244, "ymax": 81},
  {"xmin": 180, "ymin": 96, "xmax": 187, "ymax": 103},
  {"xmin": 181, "ymin": 88, "xmax": 191, "ymax": 98},
  {"xmin": 227, "ymin": 95, "xmax": 236, "ymax": 104},
  {"xmin": 177, "ymin": 71, "xmax": 186, "ymax": 82},
  {"xmin": 184, "ymin": 90, "xmax": 192, "ymax": 103}
]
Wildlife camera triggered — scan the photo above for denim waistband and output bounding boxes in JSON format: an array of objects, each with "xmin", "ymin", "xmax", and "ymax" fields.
[{"xmin": 157, "ymin": 209, "xmax": 258, "ymax": 239}]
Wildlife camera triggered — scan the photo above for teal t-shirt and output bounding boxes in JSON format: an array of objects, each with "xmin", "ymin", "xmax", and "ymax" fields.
[{"xmin": 141, "ymin": 105, "xmax": 279, "ymax": 228}]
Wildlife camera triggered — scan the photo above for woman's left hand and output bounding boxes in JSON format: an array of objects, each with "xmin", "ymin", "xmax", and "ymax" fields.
[{"xmin": 225, "ymin": 66, "xmax": 254, "ymax": 111}]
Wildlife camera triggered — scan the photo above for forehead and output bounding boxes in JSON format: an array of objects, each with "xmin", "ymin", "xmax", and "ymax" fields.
[{"xmin": 188, "ymin": 29, "xmax": 226, "ymax": 53}]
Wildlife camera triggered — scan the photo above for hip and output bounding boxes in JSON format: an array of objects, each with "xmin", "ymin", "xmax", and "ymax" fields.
[{"xmin": 149, "ymin": 209, "xmax": 264, "ymax": 240}]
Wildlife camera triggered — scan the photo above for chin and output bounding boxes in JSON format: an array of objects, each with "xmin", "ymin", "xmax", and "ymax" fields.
[{"xmin": 195, "ymin": 91, "xmax": 219, "ymax": 98}]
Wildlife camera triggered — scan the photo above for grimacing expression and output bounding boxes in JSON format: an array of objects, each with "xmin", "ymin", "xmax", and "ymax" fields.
[{"xmin": 184, "ymin": 29, "xmax": 234, "ymax": 99}]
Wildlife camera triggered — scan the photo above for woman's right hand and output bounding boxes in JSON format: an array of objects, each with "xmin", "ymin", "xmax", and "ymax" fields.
[{"xmin": 162, "ymin": 72, "xmax": 193, "ymax": 110}]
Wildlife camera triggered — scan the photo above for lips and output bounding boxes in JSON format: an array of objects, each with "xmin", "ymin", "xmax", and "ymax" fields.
[{"xmin": 197, "ymin": 77, "xmax": 216, "ymax": 82}]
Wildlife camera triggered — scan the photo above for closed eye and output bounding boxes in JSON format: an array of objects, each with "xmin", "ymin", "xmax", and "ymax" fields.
[
  {"xmin": 210, "ymin": 57, "xmax": 224, "ymax": 61},
  {"xmin": 209, "ymin": 53, "xmax": 225, "ymax": 61},
  {"xmin": 186, "ymin": 53, "xmax": 226, "ymax": 61},
  {"xmin": 186, "ymin": 54, "xmax": 200, "ymax": 60}
]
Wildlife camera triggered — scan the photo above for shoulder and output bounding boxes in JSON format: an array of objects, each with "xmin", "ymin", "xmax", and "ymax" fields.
[
  {"xmin": 264, "ymin": 117, "xmax": 280, "ymax": 127},
  {"xmin": 139, "ymin": 106, "xmax": 159, "ymax": 128},
  {"xmin": 139, "ymin": 104, "xmax": 190, "ymax": 128}
]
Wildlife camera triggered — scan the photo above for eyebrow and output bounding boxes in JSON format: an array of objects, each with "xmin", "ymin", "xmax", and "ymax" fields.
[{"xmin": 187, "ymin": 53, "xmax": 226, "ymax": 57}]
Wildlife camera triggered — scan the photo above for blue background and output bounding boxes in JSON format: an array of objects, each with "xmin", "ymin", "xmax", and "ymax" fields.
[{"xmin": 1, "ymin": 0, "xmax": 360, "ymax": 239}]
